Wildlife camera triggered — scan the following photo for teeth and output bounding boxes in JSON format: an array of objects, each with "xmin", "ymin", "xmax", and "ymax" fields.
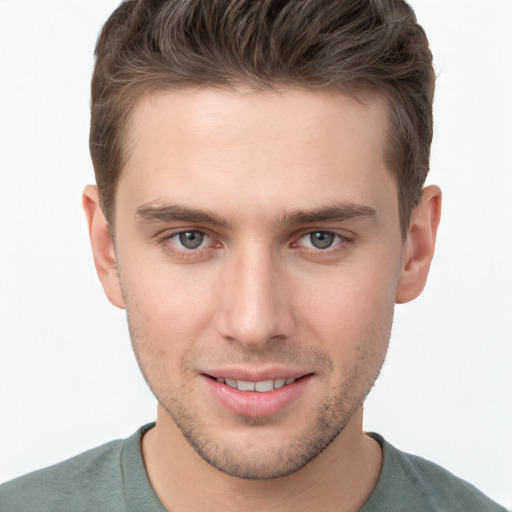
[
  {"xmin": 254, "ymin": 380, "xmax": 274, "ymax": 392},
  {"xmin": 225, "ymin": 378, "xmax": 237, "ymax": 388},
  {"xmin": 274, "ymin": 378, "xmax": 286, "ymax": 389},
  {"xmin": 219, "ymin": 377, "xmax": 297, "ymax": 392},
  {"xmin": 237, "ymin": 380, "xmax": 255, "ymax": 391}
]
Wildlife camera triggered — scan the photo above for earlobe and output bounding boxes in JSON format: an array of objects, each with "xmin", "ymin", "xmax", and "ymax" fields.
[
  {"xmin": 82, "ymin": 185, "xmax": 125, "ymax": 309},
  {"xmin": 395, "ymin": 185, "xmax": 442, "ymax": 304}
]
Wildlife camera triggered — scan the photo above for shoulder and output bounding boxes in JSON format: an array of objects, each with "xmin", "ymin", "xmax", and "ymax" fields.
[
  {"xmin": 0, "ymin": 436, "xmax": 129, "ymax": 512},
  {"xmin": 363, "ymin": 433, "xmax": 507, "ymax": 512}
]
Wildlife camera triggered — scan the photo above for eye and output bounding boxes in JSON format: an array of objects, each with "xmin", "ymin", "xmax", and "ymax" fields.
[
  {"xmin": 296, "ymin": 231, "xmax": 344, "ymax": 250},
  {"xmin": 171, "ymin": 230, "xmax": 209, "ymax": 250}
]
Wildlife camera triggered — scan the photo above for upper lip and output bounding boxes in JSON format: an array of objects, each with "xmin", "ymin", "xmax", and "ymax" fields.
[{"xmin": 202, "ymin": 367, "xmax": 311, "ymax": 382}]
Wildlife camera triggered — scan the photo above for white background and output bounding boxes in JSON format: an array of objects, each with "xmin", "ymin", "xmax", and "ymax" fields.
[{"xmin": 1, "ymin": 0, "xmax": 511, "ymax": 507}]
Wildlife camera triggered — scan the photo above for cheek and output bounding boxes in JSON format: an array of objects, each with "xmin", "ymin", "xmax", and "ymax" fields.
[
  {"xmin": 295, "ymin": 254, "xmax": 400, "ymax": 357},
  {"xmin": 119, "ymin": 262, "xmax": 218, "ymax": 363}
]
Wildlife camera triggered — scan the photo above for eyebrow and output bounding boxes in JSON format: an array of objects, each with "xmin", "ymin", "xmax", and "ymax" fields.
[
  {"xmin": 135, "ymin": 201, "xmax": 377, "ymax": 227},
  {"xmin": 280, "ymin": 203, "xmax": 377, "ymax": 224},
  {"xmin": 135, "ymin": 203, "xmax": 230, "ymax": 227}
]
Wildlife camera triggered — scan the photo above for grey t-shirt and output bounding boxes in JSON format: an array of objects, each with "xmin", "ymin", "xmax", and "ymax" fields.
[{"xmin": 0, "ymin": 424, "xmax": 506, "ymax": 511}]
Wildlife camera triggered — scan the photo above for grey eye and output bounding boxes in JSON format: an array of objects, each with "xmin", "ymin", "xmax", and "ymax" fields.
[
  {"xmin": 178, "ymin": 231, "xmax": 205, "ymax": 249},
  {"xmin": 309, "ymin": 231, "xmax": 335, "ymax": 249}
]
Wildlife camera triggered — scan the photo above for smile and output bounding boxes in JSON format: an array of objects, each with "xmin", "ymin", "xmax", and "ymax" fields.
[
  {"xmin": 215, "ymin": 377, "xmax": 297, "ymax": 392},
  {"xmin": 204, "ymin": 373, "xmax": 312, "ymax": 417}
]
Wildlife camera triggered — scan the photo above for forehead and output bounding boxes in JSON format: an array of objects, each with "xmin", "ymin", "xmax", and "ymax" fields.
[
  {"xmin": 117, "ymin": 87, "xmax": 396, "ymax": 227},
  {"xmin": 126, "ymin": 86, "xmax": 388, "ymax": 159}
]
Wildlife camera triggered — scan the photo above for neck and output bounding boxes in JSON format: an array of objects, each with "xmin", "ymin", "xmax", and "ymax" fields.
[{"xmin": 142, "ymin": 406, "xmax": 382, "ymax": 512}]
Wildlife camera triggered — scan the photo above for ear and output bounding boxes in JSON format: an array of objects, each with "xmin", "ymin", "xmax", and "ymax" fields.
[
  {"xmin": 395, "ymin": 185, "xmax": 442, "ymax": 304},
  {"xmin": 82, "ymin": 185, "xmax": 125, "ymax": 309}
]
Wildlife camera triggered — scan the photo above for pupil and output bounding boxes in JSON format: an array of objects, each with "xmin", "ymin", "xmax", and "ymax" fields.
[
  {"xmin": 311, "ymin": 231, "xmax": 334, "ymax": 249},
  {"xmin": 179, "ymin": 231, "xmax": 204, "ymax": 249}
]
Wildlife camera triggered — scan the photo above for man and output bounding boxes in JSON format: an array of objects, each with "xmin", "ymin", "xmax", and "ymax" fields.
[{"xmin": 0, "ymin": 0, "xmax": 507, "ymax": 510}]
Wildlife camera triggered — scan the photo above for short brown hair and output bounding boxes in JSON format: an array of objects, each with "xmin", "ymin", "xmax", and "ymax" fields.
[{"xmin": 90, "ymin": 0, "xmax": 435, "ymax": 234}]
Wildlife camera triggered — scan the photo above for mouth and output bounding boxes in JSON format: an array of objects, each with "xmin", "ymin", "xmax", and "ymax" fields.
[
  {"xmin": 212, "ymin": 376, "xmax": 299, "ymax": 392},
  {"xmin": 203, "ymin": 372, "xmax": 312, "ymax": 417}
]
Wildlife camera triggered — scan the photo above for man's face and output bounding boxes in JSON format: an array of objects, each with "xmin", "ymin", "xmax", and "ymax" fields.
[{"xmin": 112, "ymin": 87, "xmax": 405, "ymax": 479}]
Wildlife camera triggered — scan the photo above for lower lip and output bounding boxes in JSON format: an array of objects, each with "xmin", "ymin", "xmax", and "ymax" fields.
[{"xmin": 203, "ymin": 375, "xmax": 312, "ymax": 418}]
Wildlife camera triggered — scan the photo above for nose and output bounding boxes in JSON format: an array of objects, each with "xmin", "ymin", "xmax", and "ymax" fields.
[{"xmin": 214, "ymin": 246, "xmax": 295, "ymax": 350}]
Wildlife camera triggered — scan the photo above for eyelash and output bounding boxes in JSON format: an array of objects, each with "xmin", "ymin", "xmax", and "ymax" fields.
[
  {"xmin": 294, "ymin": 231, "xmax": 351, "ymax": 250},
  {"xmin": 157, "ymin": 230, "xmax": 218, "ymax": 259},
  {"xmin": 157, "ymin": 229, "xmax": 353, "ymax": 259}
]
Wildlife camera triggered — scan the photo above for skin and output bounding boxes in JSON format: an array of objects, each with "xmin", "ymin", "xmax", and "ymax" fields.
[{"xmin": 84, "ymin": 87, "xmax": 441, "ymax": 511}]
